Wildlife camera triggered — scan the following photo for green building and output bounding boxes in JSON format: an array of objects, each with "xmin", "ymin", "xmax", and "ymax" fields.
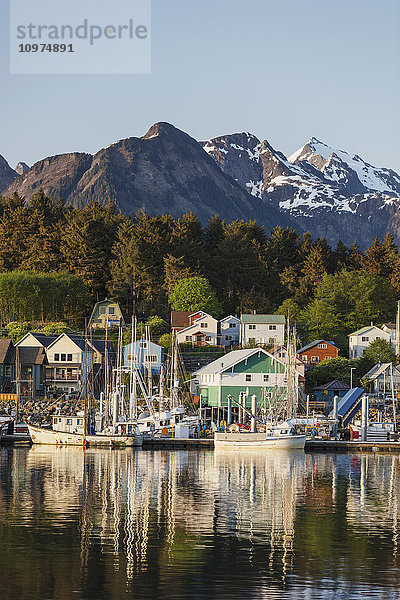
[
  {"xmin": 88, "ymin": 299, "xmax": 125, "ymax": 329},
  {"xmin": 194, "ymin": 348, "xmax": 288, "ymax": 408}
]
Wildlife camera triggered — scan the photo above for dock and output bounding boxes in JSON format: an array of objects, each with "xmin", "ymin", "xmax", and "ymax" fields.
[
  {"xmin": 142, "ymin": 437, "xmax": 214, "ymax": 449},
  {"xmin": 142, "ymin": 437, "xmax": 400, "ymax": 452},
  {"xmin": 305, "ymin": 440, "xmax": 400, "ymax": 453},
  {"xmin": 1, "ymin": 436, "xmax": 400, "ymax": 452}
]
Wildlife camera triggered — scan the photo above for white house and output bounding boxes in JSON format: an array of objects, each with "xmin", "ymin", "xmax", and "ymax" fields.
[
  {"xmin": 348, "ymin": 325, "xmax": 391, "ymax": 359},
  {"xmin": 381, "ymin": 323, "xmax": 399, "ymax": 352},
  {"xmin": 176, "ymin": 313, "xmax": 219, "ymax": 346},
  {"xmin": 240, "ymin": 314, "xmax": 285, "ymax": 347},
  {"xmin": 45, "ymin": 334, "xmax": 96, "ymax": 394},
  {"xmin": 219, "ymin": 315, "xmax": 241, "ymax": 347}
]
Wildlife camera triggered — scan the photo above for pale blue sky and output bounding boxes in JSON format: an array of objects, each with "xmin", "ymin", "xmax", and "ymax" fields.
[{"xmin": 1, "ymin": 0, "xmax": 399, "ymax": 171}]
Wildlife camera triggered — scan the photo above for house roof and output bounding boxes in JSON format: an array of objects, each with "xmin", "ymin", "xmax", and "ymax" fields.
[
  {"xmin": 297, "ymin": 340, "xmax": 338, "ymax": 354},
  {"xmin": 314, "ymin": 380, "xmax": 350, "ymax": 391},
  {"xmin": 90, "ymin": 339, "xmax": 114, "ymax": 355},
  {"xmin": 17, "ymin": 346, "xmax": 47, "ymax": 365},
  {"xmin": 124, "ymin": 338, "xmax": 162, "ymax": 351},
  {"xmin": 364, "ymin": 362, "xmax": 400, "ymax": 380},
  {"xmin": 195, "ymin": 348, "xmax": 282, "ymax": 375},
  {"xmin": 16, "ymin": 332, "xmax": 57, "ymax": 347},
  {"xmin": 171, "ymin": 311, "xmax": 192, "ymax": 329},
  {"xmin": 348, "ymin": 325, "xmax": 385, "ymax": 337},
  {"xmin": 88, "ymin": 299, "xmax": 125, "ymax": 325},
  {"xmin": 47, "ymin": 333, "xmax": 91, "ymax": 352},
  {"xmin": 0, "ymin": 339, "xmax": 14, "ymax": 364},
  {"xmin": 382, "ymin": 323, "xmax": 396, "ymax": 330},
  {"xmin": 220, "ymin": 315, "xmax": 240, "ymax": 323},
  {"xmin": 241, "ymin": 314, "xmax": 285, "ymax": 325}
]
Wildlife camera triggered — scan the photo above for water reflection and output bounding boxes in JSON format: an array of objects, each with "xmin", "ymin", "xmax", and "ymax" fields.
[{"xmin": 0, "ymin": 447, "xmax": 398, "ymax": 599}]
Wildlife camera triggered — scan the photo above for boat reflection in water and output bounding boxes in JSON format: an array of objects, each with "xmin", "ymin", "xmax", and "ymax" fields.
[{"xmin": 0, "ymin": 447, "xmax": 399, "ymax": 600}]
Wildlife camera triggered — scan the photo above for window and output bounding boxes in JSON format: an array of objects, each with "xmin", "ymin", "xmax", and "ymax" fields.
[
  {"xmin": 361, "ymin": 336, "xmax": 369, "ymax": 342},
  {"xmin": 311, "ymin": 356, "xmax": 319, "ymax": 363},
  {"xmin": 263, "ymin": 374, "xmax": 269, "ymax": 382},
  {"xmin": 269, "ymin": 325, "xmax": 277, "ymax": 331},
  {"xmin": 226, "ymin": 335, "xmax": 232, "ymax": 341},
  {"xmin": 77, "ymin": 419, "xmax": 83, "ymax": 425},
  {"xmin": 229, "ymin": 323, "xmax": 236, "ymax": 328},
  {"xmin": 318, "ymin": 343, "xmax": 327, "ymax": 349},
  {"xmin": 200, "ymin": 322, "xmax": 208, "ymax": 328},
  {"xmin": 99, "ymin": 306, "xmax": 106, "ymax": 315},
  {"xmin": 67, "ymin": 419, "xmax": 72, "ymax": 425},
  {"xmin": 249, "ymin": 324, "xmax": 256, "ymax": 330},
  {"xmin": 145, "ymin": 355, "xmax": 158, "ymax": 362},
  {"xmin": 205, "ymin": 336, "xmax": 212, "ymax": 342},
  {"xmin": 108, "ymin": 306, "xmax": 115, "ymax": 315},
  {"xmin": 139, "ymin": 341, "xmax": 147, "ymax": 348},
  {"xmin": 185, "ymin": 336, "xmax": 192, "ymax": 342},
  {"xmin": 61, "ymin": 354, "xmax": 66, "ymax": 361},
  {"xmin": 54, "ymin": 353, "xmax": 59, "ymax": 361},
  {"xmin": 5, "ymin": 365, "xmax": 11, "ymax": 377},
  {"xmin": 67, "ymin": 353, "xmax": 73, "ymax": 361},
  {"xmin": 245, "ymin": 374, "xmax": 252, "ymax": 382}
]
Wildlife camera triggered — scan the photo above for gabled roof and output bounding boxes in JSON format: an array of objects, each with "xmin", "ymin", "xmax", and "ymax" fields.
[
  {"xmin": 88, "ymin": 299, "xmax": 125, "ymax": 325},
  {"xmin": 47, "ymin": 333, "xmax": 90, "ymax": 352},
  {"xmin": 314, "ymin": 380, "xmax": 350, "ymax": 391},
  {"xmin": 124, "ymin": 338, "xmax": 162, "ymax": 351},
  {"xmin": 195, "ymin": 348, "xmax": 283, "ymax": 375},
  {"xmin": 220, "ymin": 315, "xmax": 240, "ymax": 323},
  {"xmin": 297, "ymin": 340, "xmax": 338, "ymax": 354},
  {"xmin": 171, "ymin": 311, "xmax": 192, "ymax": 329},
  {"xmin": 18, "ymin": 346, "xmax": 47, "ymax": 365},
  {"xmin": 348, "ymin": 325, "xmax": 386, "ymax": 337},
  {"xmin": 15, "ymin": 332, "xmax": 57, "ymax": 347},
  {"xmin": 365, "ymin": 362, "xmax": 400, "ymax": 380},
  {"xmin": 241, "ymin": 314, "xmax": 285, "ymax": 325},
  {"xmin": 0, "ymin": 339, "xmax": 14, "ymax": 364}
]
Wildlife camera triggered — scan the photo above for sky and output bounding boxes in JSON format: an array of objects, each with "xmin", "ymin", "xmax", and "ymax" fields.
[{"xmin": 1, "ymin": 0, "xmax": 399, "ymax": 171}]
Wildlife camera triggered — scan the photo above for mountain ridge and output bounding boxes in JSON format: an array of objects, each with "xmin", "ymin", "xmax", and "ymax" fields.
[{"xmin": 2, "ymin": 123, "xmax": 400, "ymax": 248}]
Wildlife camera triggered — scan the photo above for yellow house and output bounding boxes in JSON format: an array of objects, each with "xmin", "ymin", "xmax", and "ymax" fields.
[{"xmin": 89, "ymin": 299, "xmax": 126, "ymax": 329}]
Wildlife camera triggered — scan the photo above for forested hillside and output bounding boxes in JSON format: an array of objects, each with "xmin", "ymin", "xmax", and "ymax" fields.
[{"xmin": 0, "ymin": 190, "xmax": 398, "ymax": 353}]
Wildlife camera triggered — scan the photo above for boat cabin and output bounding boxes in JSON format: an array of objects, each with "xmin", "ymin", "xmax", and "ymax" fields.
[{"xmin": 53, "ymin": 414, "xmax": 85, "ymax": 434}]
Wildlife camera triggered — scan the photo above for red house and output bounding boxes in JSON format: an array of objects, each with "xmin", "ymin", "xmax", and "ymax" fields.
[
  {"xmin": 296, "ymin": 340, "xmax": 339, "ymax": 365},
  {"xmin": 171, "ymin": 311, "xmax": 208, "ymax": 334}
]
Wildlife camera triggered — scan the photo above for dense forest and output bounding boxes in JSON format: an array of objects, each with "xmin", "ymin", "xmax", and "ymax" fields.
[{"xmin": 0, "ymin": 189, "xmax": 399, "ymax": 354}]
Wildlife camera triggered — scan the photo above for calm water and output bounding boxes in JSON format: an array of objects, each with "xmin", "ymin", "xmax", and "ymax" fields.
[{"xmin": 0, "ymin": 447, "xmax": 399, "ymax": 600}]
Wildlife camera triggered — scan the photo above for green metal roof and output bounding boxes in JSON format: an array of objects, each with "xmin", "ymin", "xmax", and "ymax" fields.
[{"xmin": 241, "ymin": 314, "xmax": 285, "ymax": 324}]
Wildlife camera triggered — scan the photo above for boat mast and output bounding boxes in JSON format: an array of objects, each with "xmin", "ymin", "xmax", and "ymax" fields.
[
  {"xmin": 15, "ymin": 345, "xmax": 20, "ymax": 424},
  {"xmin": 104, "ymin": 311, "xmax": 109, "ymax": 423}
]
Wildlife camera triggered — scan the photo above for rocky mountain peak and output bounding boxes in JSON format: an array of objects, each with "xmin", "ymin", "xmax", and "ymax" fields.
[
  {"xmin": 0, "ymin": 155, "xmax": 17, "ymax": 192},
  {"xmin": 15, "ymin": 161, "xmax": 29, "ymax": 175}
]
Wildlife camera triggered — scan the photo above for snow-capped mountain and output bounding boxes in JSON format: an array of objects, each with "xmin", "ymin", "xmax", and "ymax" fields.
[
  {"xmin": 1, "ymin": 123, "xmax": 399, "ymax": 248},
  {"xmin": 201, "ymin": 133, "xmax": 400, "ymax": 246},
  {"xmin": 289, "ymin": 137, "xmax": 400, "ymax": 197}
]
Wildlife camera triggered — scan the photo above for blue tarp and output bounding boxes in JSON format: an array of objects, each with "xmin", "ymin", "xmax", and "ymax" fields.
[{"xmin": 330, "ymin": 387, "xmax": 364, "ymax": 426}]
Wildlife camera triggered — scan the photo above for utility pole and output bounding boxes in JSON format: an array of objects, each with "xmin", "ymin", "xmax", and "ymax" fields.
[{"xmin": 396, "ymin": 300, "xmax": 400, "ymax": 357}]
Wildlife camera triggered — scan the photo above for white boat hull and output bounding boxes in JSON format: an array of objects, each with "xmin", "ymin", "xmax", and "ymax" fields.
[
  {"xmin": 28, "ymin": 424, "xmax": 142, "ymax": 447},
  {"xmin": 214, "ymin": 432, "xmax": 306, "ymax": 450}
]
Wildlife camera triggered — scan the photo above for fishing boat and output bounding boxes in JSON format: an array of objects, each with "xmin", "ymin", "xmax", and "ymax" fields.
[
  {"xmin": 28, "ymin": 327, "xmax": 143, "ymax": 448},
  {"xmin": 214, "ymin": 421, "xmax": 306, "ymax": 449},
  {"xmin": 27, "ymin": 417, "xmax": 142, "ymax": 447}
]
